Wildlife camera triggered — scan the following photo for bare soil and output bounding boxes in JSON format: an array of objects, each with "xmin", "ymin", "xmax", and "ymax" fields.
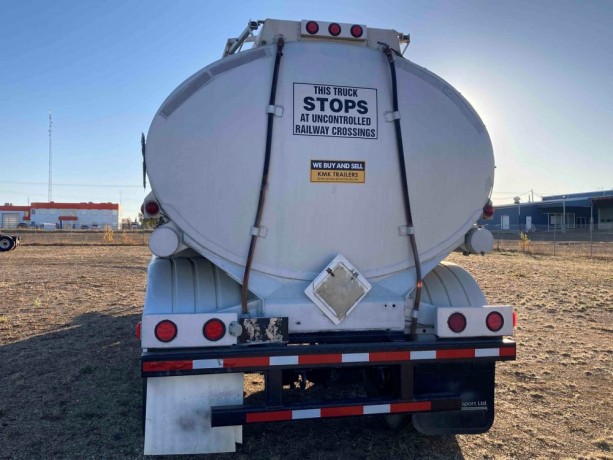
[{"xmin": 0, "ymin": 246, "xmax": 611, "ymax": 459}]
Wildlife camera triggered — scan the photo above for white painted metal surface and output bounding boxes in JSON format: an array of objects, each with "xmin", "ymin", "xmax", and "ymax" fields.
[
  {"xmin": 435, "ymin": 305, "xmax": 514, "ymax": 338},
  {"xmin": 149, "ymin": 223, "xmax": 187, "ymax": 257},
  {"xmin": 144, "ymin": 374, "xmax": 243, "ymax": 455},
  {"xmin": 141, "ymin": 312, "xmax": 237, "ymax": 348},
  {"xmin": 463, "ymin": 227, "xmax": 494, "ymax": 255},
  {"xmin": 146, "ymin": 29, "xmax": 494, "ymax": 292}
]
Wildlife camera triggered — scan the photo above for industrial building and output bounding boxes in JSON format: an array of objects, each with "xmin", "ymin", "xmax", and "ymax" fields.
[
  {"xmin": 479, "ymin": 190, "xmax": 613, "ymax": 232},
  {"xmin": 0, "ymin": 202, "xmax": 120, "ymax": 229}
]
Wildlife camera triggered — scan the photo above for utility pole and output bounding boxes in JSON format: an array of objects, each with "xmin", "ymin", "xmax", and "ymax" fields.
[{"xmin": 48, "ymin": 111, "xmax": 53, "ymax": 202}]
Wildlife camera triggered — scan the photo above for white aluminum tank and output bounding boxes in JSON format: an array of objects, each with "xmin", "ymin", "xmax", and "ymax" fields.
[{"xmin": 146, "ymin": 40, "xmax": 494, "ymax": 288}]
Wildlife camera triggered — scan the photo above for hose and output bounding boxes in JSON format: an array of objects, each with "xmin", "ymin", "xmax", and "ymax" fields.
[
  {"xmin": 381, "ymin": 44, "xmax": 423, "ymax": 339},
  {"xmin": 241, "ymin": 37, "xmax": 285, "ymax": 314}
]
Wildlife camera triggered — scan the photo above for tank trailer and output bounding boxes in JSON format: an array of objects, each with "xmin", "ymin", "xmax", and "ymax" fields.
[{"xmin": 137, "ymin": 19, "xmax": 515, "ymax": 455}]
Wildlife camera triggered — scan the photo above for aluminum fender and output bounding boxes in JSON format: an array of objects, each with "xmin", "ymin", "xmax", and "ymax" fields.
[{"xmin": 412, "ymin": 261, "xmax": 487, "ymax": 326}]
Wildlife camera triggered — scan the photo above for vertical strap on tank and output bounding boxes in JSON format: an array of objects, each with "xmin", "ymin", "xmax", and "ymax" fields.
[
  {"xmin": 241, "ymin": 37, "xmax": 285, "ymax": 314},
  {"xmin": 381, "ymin": 44, "xmax": 423, "ymax": 339}
]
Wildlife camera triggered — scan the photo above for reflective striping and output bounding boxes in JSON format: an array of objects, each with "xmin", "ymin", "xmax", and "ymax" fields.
[
  {"xmin": 391, "ymin": 401, "xmax": 431, "ymax": 413},
  {"xmin": 475, "ymin": 348, "xmax": 500, "ymax": 358},
  {"xmin": 363, "ymin": 404, "xmax": 390, "ymax": 415},
  {"xmin": 240, "ymin": 400, "xmax": 439, "ymax": 424},
  {"xmin": 192, "ymin": 359, "xmax": 224, "ymax": 369},
  {"xmin": 298, "ymin": 354, "xmax": 342, "ymax": 365},
  {"xmin": 143, "ymin": 345, "xmax": 516, "ymax": 373},
  {"xmin": 500, "ymin": 347, "xmax": 516, "ymax": 357},
  {"xmin": 370, "ymin": 351, "xmax": 410, "ymax": 362},
  {"xmin": 246, "ymin": 410, "xmax": 292, "ymax": 423},
  {"xmin": 410, "ymin": 350, "xmax": 437, "ymax": 360},
  {"xmin": 437, "ymin": 348, "xmax": 475, "ymax": 359},
  {"xmin": 270, "ymin": 355, "xmax": 299, "ymax": 366},
  {"xmin": 321, "ymin": 406, "xmax": 363, "ymax": 417},
  {"xmin": 142, "ymin": 360, "xmax": 193, "ymax": 372},
  {"xmin": 292, "ymin": 409, "xmax": 321, "ymax": 420},
  {"xmin": 224, "ymin": 357, "xmax": 270, "ymax": 367},
  {"xmin": 342, "ymin": 353, "xmax": 370, "ymax": 363}
]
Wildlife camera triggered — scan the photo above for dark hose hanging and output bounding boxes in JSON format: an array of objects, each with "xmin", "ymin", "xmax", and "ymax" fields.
[
  {"xmin": 241, "ymin": 37, "xmax": 285, "ymax": 314},
  {"xmin": 381, "ymin": 44, "xmax": 423, "ymax": 339}
]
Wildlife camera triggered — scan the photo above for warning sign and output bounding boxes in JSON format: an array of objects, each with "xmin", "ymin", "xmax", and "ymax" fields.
[
  {"xmin": 294, "ymin": 83, "xmax": 377, "ymax": 139},
  {"xmin": 310, "ymin": 160, "xmax": 366, "ymax": 183}
]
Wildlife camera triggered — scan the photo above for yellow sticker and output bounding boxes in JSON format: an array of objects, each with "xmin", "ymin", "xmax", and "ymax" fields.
[{"xmin": 310, "ymin": 160, "xmax": 365, "ymax": 183}]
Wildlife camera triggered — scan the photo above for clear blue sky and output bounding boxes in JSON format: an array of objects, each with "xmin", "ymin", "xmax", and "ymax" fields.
[{"xmin": 1, "ymin": 0, "xmax": 612, "ymax": 219}]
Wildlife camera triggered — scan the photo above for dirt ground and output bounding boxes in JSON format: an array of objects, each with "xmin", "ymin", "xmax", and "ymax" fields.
[{"xmin": 0, "ymin": 246, "xmax": 611, "ymax": 459}]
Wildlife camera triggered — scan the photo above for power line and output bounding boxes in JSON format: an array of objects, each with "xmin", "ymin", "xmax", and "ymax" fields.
[{"xmin": 0, "ymin": 180, "xmax": 142, "ymax": 188}]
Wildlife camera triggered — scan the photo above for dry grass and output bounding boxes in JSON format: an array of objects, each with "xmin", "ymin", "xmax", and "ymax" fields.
[{"xmin": 0, "ymin": 247, "xmax": 611, "ymax": 459}]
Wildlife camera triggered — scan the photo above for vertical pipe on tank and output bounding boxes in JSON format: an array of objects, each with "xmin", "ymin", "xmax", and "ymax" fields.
[
  {"xmin": 381, "ymin": 44, "xmax": 423, "ymax": 339},
  {"xmin": 241, "ymin": 37, "xmax": 285, "ymax": 314}
]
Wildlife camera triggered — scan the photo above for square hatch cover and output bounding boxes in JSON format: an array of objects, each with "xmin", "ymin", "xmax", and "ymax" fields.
[{"xmin": 305, "ymin": 254, "xmax": 372, "ymax": 325}]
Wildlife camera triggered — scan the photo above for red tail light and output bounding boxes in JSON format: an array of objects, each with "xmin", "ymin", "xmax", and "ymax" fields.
[
  {"xmin": 203, "ymin": 318, "xmax": 226, "ymax": 342},
  {"xmin": 306, "ymin": 21, "xmax": 319, "ymax": 35},
  {"xmin": 447, "ymin": 312, "xmax": 466, "ymax": 333},
  {"xmin": 145, "ymin": 200, "xmax": 160, "ymax": 215},
  {"xmin": 486, "ymin": 312, "xmax": 504, "ymax": 332},
  {"xmin": 135, "ymin": 321, "xmax": 141, "ymax": 340},
  {"xmin": 447, "ymin": 313, "xmax": 467, "ymax": 333},
  {"xmin": 350, "ymin": 25, "xmax": 364, "ymax": 38},
  {"xmin": 328, "ymin": 23, "xmax": 341, "ymax": 36},
  {"xmin": 155, "ymin": 320, "xmax": 177, "ymax": 342},
  {"xmin": 482, "ymin": 200, "xmax": 494, "ymax": 219},
  {"xmin": 513, "ymin": 311, "xmax": 517, "ymax": 328}
]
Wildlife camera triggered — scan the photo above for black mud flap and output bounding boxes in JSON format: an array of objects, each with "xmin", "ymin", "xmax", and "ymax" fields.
[{"xmin": 412, "ymin": 362, "xmax": 495, "ymax": 435}]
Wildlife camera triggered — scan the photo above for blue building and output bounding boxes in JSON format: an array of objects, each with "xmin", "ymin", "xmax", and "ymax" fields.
[{"xmin": 478, "ymin": 190, "xmax": 613, "ymax": 232}]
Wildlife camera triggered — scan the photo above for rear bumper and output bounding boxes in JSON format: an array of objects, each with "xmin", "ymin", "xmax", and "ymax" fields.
[
  {"xmin": 142, "ymin": 337, "xmax": 516, "ymax": 376},
  {"xmin": 142, "ymin": 338, "xmax": 515, "ymax": 431}
]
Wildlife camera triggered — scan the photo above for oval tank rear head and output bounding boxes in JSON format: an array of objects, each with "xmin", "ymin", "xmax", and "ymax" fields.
[{"xmin": 145, "ymin": 19, "xmax": 494, "ymax": 292}]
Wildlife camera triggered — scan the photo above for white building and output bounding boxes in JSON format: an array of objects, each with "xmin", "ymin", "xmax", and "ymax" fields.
[{"xmin": 0, "ymin": 202, "xmax": 120, "ymax": 229}]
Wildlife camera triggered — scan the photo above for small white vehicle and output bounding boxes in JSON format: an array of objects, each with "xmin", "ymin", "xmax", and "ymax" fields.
[{"xmin": 138, "ymin": 18, "xmax": 515, "ymax": 456}]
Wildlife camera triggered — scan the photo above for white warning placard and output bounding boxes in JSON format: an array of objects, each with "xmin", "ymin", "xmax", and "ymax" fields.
[{"xmin": 293, "ymin": 83, "xmax": 378, "ymax": 139}]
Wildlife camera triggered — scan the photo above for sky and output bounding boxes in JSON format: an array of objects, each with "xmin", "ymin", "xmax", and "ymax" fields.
[{"xmin": 1, "ymin": 0, "xmax": 612, "ymax": 219}]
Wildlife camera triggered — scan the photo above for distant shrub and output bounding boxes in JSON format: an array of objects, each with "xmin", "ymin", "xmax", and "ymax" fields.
[
  {"xmin": 103, "ymin": 225, "xmax": 114, "ymax": 243},
  {"xmin": 519, "ymin": 232, "xmax": 531, "ymax": 253}
]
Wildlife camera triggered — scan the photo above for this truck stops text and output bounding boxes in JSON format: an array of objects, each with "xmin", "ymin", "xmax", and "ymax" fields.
[{"xmin": 294, "ymin": 83, "xmax": 377, "ymax": 139}]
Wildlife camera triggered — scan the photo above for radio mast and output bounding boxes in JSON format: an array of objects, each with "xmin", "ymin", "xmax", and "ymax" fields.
[{"xmin": 48, "ymin": 111, "xmax": 53, "ymax": 202}]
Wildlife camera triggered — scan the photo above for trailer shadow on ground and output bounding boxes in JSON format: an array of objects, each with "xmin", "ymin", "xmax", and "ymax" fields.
[{"xmin": 0, "ymin": 311, "xmax": 465, "ymax": 460}]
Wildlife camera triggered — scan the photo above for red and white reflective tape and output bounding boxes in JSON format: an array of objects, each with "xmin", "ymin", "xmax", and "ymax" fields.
[
  {"xmin": 142, "ymin": 346, "xmax": 515, "ymax": 372},
  {"xmin": 245, "ymin": 401, "xmax": 432, "ymax": 423}
]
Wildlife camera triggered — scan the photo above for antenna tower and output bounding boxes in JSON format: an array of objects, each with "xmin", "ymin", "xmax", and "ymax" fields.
[{"xmin": 48, "ymin": 111, "xmax": 53, "ymax": 202}]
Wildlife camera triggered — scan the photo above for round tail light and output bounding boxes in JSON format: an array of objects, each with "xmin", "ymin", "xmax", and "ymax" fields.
[
  {"xmin": 448, "ymin": 312, "xmax": 467, "ymax": 333},
  {"xmin": 203, "ymin": 319, "xmax": 226, "ymax": 342},
  {"xmin": 305, "ymin": 21, "xmax": 319, "ymax": 35},
  {"xmin": 328, "ymin": 23, "xmax": 341, "ymax": 36},
  {"xmin": 486, "ymin": 312, "xmax": 504, "ymax": 332},
  {"xmin": 155, "ymin": 320, "xmax": 177, "ymax": 342},
  {"xmin": 350, "ymin": 25, "xmax": 363, "ymax": 38},
  {"xmin": 482, "ymin": 200, "xmax": 494, "ymax": 219},
  {"xmin": 145, "ymin": 200, "xmax": 160, "ymax": 215}
]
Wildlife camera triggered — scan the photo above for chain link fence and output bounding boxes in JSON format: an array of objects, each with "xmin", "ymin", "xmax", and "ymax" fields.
[
  {"xmin": 491, "ymin": 228, "xmax": 613, "ymax": 259},
  {"xmin": 1, "ymin": 228, "xmax": 150, "ymax": 246},
  {"xmin": 4, "ymin": 226, "xmax": 613, "ymax": 259}
]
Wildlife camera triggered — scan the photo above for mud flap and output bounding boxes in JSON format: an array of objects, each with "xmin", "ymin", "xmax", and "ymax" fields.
[
  {"xmin": 412, "ymin": 362, "xmax": 495, "ymax": 435},
  {"xmin": 144, "ymin": 374, "xmax": 243, "ymax": 455}
]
